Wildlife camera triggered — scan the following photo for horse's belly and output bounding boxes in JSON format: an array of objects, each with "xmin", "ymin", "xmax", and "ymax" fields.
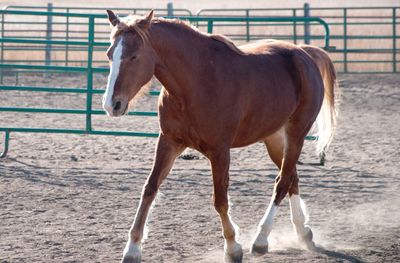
[
  {"xmin": 230, "ymin": 90, "xmax": 297, "ymax": 148},
  {"xmin": 231, "ymin": 120, "xmax": 285, "ymax": 148}
]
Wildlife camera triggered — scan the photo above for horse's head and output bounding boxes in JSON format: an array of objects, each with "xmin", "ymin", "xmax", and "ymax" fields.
[{"xmin": 103, "ymin": 10, "xmax": 156, "ymax": 117}]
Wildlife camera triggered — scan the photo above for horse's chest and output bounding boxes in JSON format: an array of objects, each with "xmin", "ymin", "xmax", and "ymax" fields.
[{"xmin": 158, "ymin": 96, "xmax": 202, "ymax": 147}]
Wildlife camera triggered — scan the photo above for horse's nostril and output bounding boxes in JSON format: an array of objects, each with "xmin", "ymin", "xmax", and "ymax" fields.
[{"xmin": 113, "ymin": 101, "xmax": 122, "ymax": 111}]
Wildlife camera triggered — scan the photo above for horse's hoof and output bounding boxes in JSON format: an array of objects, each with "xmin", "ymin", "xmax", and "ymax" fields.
[
  {"xmin": 224, "ymin": 242, "xmax": 243, "ymax": 263},
  {"xmin": 121, "ymin": 255, "xmax": 141, "ymax": 263},
  {"xmin": 225, "ymin": 250, "xmax": 243, "ymax": 263},
  {"xmin": 305, "ymin": 239, "xmax": 317, "ymax": 251},
  {"xmin": 250, "ymin": 243, "xmax": 268, "ymax": 255},
  {"xmin": 299, "ymin": 226, "xmax": 316, "ymax": 251}
]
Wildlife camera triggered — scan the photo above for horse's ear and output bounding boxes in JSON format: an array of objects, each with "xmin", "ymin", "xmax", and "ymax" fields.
[
  {"xmin": 145, "ymin": 9, "xmax": 154, "ymax": 22},
  {"xmin": 138, "ymin": 9, "xmax": 154, "ymax": 30},
  {"xmin": 106, "ymin": 9, "xmax": 120, "ymax": 27}
]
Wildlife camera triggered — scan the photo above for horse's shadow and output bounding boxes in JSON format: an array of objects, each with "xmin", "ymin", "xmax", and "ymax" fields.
[{"xmin": 313, "ymin": 245, "xmax": 365, "ymax": 263}]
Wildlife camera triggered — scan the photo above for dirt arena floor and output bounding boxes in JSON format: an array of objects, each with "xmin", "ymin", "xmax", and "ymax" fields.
[{"xmin": 0, "ymin": 74, "xmax": 399, "ymax": 262}]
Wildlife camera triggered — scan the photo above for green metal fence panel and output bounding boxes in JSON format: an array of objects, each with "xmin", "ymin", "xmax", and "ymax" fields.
[
  {"xmin": 2, "ymin": 6, "xmax": 398, "ymax": 73},
  {"xmin": 0, "ymin": 9, "xmax": 329, "ymax": 159},
  {"xmin": 0, "ymin": 6, "xmax": 192, "ymax": 69},
  {"xmin": 197, "ymin": 7, "xmax": 400, "ymax": 73}
]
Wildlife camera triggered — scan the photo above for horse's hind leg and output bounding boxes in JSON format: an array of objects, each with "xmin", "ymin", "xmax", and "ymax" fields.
[
  {"xmin": 285, "ymin": 124, "xmax": 315, "ymax": 250},
  {"xmin": 209, "ymin": 149, "xmax": 242, "ymax": 263},
  {"xmin": 251, "ymin": 127, "xmax": 315, "ymax": 254},
  {"xmin": 264, "ymin": 129, "xmax": 284, "ymax": 169},
  {"xmin": 121, "ymin": 135, "xmax": 184, "ymax": 263},
  {"xmin": 250, "ymin": 130, "xmax": 284, "ymax": 254}
]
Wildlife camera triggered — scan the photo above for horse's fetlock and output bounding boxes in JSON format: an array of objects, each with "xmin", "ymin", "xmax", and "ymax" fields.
[{"xmin": 129, "ymin": 232, "xmax": 142, "ymax": 244}]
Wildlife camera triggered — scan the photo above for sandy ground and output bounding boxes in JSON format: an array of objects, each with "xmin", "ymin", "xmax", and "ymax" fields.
[{"xmin": 0, "ymin": 74, "xmax": 400, "ymax": 263}]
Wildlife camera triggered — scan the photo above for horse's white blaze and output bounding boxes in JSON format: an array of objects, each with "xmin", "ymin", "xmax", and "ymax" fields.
[
  {"xmin": 289, "ymin": 194, "xmax": 309, "ymax": 237},
  {"xmin": 253, "ymin": 202, "xmax": 278, "ymax": 246},
  {"xmin": 103, "ymin": 38, "xmax": 123, "ymax": 115}
]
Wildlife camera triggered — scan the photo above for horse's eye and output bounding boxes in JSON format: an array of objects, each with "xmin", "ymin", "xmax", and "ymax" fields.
[{"xmin": 130, "ymin": 55, "xmax": 137, "ymax": 61}]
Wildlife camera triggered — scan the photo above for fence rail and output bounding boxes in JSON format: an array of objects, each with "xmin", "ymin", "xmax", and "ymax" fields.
[
  {"xmin": 2, "ymin": 5, "xmax": 397, "ymax": 73},
  {"xmin": 196, "ymin": 6, "xmax": 400, "ymax": 73}
]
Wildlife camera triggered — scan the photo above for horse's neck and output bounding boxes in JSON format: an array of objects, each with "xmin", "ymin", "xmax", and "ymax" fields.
[{"xmin": 150, "ymin": 22, "xmax": 206, "ymax": 94}]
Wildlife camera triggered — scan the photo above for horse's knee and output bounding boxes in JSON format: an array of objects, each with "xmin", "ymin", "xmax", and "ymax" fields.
[{"xmin": 214, "ymin": 200, "xmax": 228, "ymax": 214}]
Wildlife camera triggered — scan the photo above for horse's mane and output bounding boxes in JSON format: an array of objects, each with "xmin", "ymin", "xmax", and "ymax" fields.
[
  {"xmin": 111, "ymin": 15, "xmax": 244, "ymax": 55},
  {"xmin": 155, "ymin": 18, "xmax": 244, "ymax": 55},
  {"xmin": 110, "ymin": 15, "xmax": 150, "ymax": 43}
]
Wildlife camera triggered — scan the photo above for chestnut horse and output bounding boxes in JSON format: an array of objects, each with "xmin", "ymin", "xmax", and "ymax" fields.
[{"xmin": 103, "ymin": 10, "xmax": 338, "ymax": 263}]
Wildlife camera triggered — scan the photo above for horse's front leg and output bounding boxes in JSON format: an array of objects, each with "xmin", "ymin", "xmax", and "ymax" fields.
[
  {"xmin": 209, "ymin": 149, "xmax": 243, "ymax": 263},
  {"xmin": 121, "ymin": 135, "xmax": 184, "ymax": 263}
]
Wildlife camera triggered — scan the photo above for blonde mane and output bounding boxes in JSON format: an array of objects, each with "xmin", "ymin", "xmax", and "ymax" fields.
[{"xmin": 111, "ymin": 15, "xmax": 243, "ymax": 55}]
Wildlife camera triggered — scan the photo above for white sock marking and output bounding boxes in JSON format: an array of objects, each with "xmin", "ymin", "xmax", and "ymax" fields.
[
  {"xmin": 253, "ymin": 202, "xmax": 278, "ymax": 246},
  {"xmin": 122, "ymin": 239, "xmax": 141, "ymax": 258},
  {"xmin": 289, "ymin": 194, "xmax": 309, "ymax": 236},
  {"xmin": 103, "ymin": 38, "xmax": 123, "ymax": 115},
  {"xmin": 259, "ymin": 202, "xmax": 278, "ymax": 235}
]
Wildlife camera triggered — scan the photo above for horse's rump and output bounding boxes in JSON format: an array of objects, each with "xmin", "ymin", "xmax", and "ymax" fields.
[
  {"xmin": 226, "ymin": 41, "xmax": 323, "ymax": 147},
  {"xmin": 239, "ymin": 40, "xmax": 338, "ymax": 154}
]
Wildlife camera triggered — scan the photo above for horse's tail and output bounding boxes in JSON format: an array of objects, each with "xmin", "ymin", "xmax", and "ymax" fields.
[{"xmin": 300, "ymin": 44, "xmax": 339, "ymax": 156}]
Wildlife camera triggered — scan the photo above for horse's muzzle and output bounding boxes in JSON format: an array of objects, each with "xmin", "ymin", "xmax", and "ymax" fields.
[{"xmin": 103, "ymin": 99, "xmax": 128, "ymax": 117}]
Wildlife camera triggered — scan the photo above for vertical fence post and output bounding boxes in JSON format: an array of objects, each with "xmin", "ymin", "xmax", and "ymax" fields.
[
  {"xmin": 45, "ymin": 3, "xmax": 53, "ymax": 67},
  {"xmin": 393, "ymin": 8, "xmax": 397, "ymax": 73},
  {"xmin": 65, "ymin": 8, "xmax": 70, "ymax": 66},
  {"xmin": 86, "ymin": 16, "xmax": 94, "ymax": 133},
  {"xmin": 293, "ymin": 9, "xmax": 297, "ymax": 44},
  {"xmin": 207, "ymin": 20, "xmax": 213, "ymax": 33},
  {"xmin": 1, "ymin": 12, "xmax": 5, "ymax": 84},
  {"xmin": 304, "ymin": 3, "xmax": 310, "ymax": 44},
  {"xmin": 343, "ymin": 8, "xmax": 348, "ymax": 73},
  {"xmin": 0, "ymin": 129, "xmax": 10, "ymax": 158},
  {"xmin": 167, "ymin": 2, "xmax": 174, "ymax": 16},
  {"xmin": 246, "ymin": 9, "xmax": 250, "ymax": 42}
]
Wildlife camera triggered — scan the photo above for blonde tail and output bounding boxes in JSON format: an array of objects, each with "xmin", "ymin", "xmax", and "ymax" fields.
[{"xmin": 300, "ymin": 44, "xmax": 339, "ymax": 157}]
